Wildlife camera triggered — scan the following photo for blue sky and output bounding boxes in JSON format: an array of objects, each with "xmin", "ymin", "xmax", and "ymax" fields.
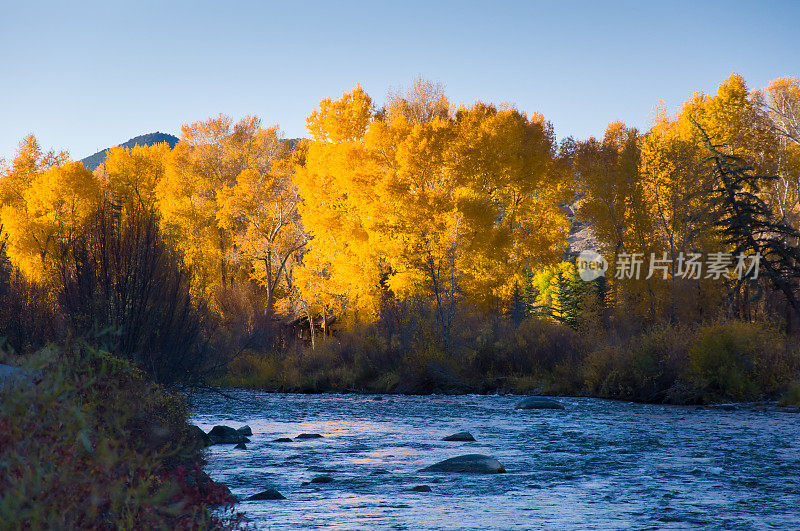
[{"xmin": 1, "ymin": 0, "xmax": 798, "ymax": 161}]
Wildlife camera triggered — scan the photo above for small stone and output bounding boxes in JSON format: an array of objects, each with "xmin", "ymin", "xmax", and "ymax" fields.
[
  {"xmin": 247, "ymin": 488, "xmax": 285, "ymax": 500},
  {"xmin": 443, "ymin": 431, "xmax": 475, "ymax": 441},
  {"xmin": 410, "ymin": 485, "xmax": 432, "ymax": 492},
  {"xmin": 311, "ymin": 475, "xmax": 333, "ymax": 483},
  {"xmin": 296, "ymin": 433, "xmax": 323, "ymax": 439},
  {"xmin": 234, "ymin": 442, "xmax": 247, "ymax": 449},
  {"xmin": 274, "ymin": 437, "xmax": 293, "ymax": 442},
  {"xmin": 514, "ymin": 397, "xmax": 565, "ymax": 410},
  {"xmin": 421, "ymin": 454, "xmax": 506, "ymax": 474},
  {"xmin": 207, "ymin": 425, "xmax": 250, "ymax": 445}
]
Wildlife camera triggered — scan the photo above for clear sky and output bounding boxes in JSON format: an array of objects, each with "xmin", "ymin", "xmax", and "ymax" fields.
[{"xmin": 1, "ymin": 0, "xmax": 798, "ymax": 161}]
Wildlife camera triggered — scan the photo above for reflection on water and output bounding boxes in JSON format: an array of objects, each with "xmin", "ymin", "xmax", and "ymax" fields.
[{"xmin": 191, "ymin": 392, "xmax": 800, "ymax": 530}]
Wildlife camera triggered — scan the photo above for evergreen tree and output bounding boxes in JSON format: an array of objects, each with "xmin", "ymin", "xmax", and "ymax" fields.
[{"xmin": 697, "ymin": 123, "xmax": 800, "ymax": 317}]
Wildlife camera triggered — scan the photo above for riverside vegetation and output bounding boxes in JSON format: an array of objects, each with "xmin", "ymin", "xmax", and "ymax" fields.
[{"xmin": 1, "ymin": 74, "xmax": 800, "ymax": 526}]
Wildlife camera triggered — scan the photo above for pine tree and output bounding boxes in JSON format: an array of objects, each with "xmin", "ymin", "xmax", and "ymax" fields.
[{"xmin": 697, "ymin": 123, "xmax": 800, "ymax": 317}]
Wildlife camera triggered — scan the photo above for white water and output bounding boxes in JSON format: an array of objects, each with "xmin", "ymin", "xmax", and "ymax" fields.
[{"xmin": 192, "ymin": 391, "xmax": 800, "ymax": 530}]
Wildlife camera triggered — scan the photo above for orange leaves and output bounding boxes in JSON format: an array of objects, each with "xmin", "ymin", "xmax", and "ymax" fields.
[
  {"xmin": 294, "ymin": 80, "xmax": 569, "ymax": 318},
  {"xmin": 307, "ymin": 85, "xmax": 373, "ymax": 143},
  {"xmin": 3, "ymin": 161, "xmax": 100, "ymax": 282}
]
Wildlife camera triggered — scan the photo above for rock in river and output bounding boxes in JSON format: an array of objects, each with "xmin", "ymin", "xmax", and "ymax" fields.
[
  {"xmin": 238, "ymin": 425, "xmax": 253, "ymax": 436},
  {"xmin": 247, "ymin": 488, "xmax": 286, "ymax": 500},
  {"xmin": 296, "ymin": 433, "xmax": 323, "ymax": 439},
  {"xmin": 421, "ymin": 454, "xmax": 506, "ymax": 474},
  {"xmin": 514, "ymin": 397, "xmax": 565, "ymax": 410},
  {"xmin": 311, "ymin": 475, "xmax": 333, "ymax": 483},
  {"xmin": 208, "ymin": 425, "xmax": 251, "ymax": 445},
  {"xmin": 188, "ymin": 424, "xmax": 212, "ymax": 447},
  {"xmin": 410, "ymin": 485, "xmax": 432, "ymax": 492},
  {"xmin": 443, "ymin": 431, "xmax": 475, "ymax": 441}
]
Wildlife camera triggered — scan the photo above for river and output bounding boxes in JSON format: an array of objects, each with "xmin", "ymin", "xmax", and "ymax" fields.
[{"xmin": 191, "ymin": 391, "xmax": 800, "ymax": 530}]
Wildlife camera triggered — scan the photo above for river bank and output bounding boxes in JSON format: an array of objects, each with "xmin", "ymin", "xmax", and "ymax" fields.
[
  {"xmin": 215, "ymin": 319, "xmax": 800, "ymax": 406},
  {"xmin": 0, "ymin": 344, "xmax": 240, "ymax": 529}
]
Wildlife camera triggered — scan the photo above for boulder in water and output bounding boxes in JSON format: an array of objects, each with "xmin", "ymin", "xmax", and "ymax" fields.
[
  {"xmin": 421, "ymin": 454, "xmax": 506, "ymax": 474},
  {"xmin": 514, "ymin": 397, "xmax": 565, "ymax": 410},
  {"xmin": 208, "ymin": 425, "xmax": 250, "ymax": 445},
  {"xmin": 311, "ymin": 475, "xmax": 333, "ymax": 483},
  {"xmin": 234, "ymin": 442, "xmax": 247, "ymax": 449},
  {"xmin": 410, "ymin": 485, "xmax": 432, "ymax": 492},
  {"xmin": 187, "ymin": 424, "xmax": 211, "ymax": 448},
  {"xmin": 296, "ymin": 433, "xmax": 323, "ymax": 439},
  {"xmin": 238, "ymin": 425, "xmax": 253, "ymax": 436},
  {"xmin": 274, "ymin": 437, "xmax": 293, "ymax": 442},
  {"xmin": 247, "ymin": 488, "xmax": 286, "ymax": 500},
  {"xmin": 443, "ymin": 431, "xmax": 475, "ymax": 442}
]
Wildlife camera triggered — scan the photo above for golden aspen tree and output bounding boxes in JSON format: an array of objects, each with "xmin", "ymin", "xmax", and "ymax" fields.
[
  {"xmin": 574, "ymin": 122, "xmax": 647, "ymax": 258},
  {"xmin": 216, "ymin": 136, "xmax": 307, "ymax": 317},
  {"xmin": 157, "ymin": 115, "xmax": 288, "ymax": 302},
  {"xmin": 680, "ymin": 74, "xmax": 776, "ymax": 173},
  {"xmin": 0, "ymin": 135, "xmax": 68, "ymax": 211},
  {"xmin": 765, "ymin": 77, "xmax": 800, "ymax": 226},
  {"xmin": 2, "ymin": 161, "xmax": 100, "ymax": 282},
  {"xmin": 639, "ymin": 106, "xmax": 714, "ymax": 321},
  {"xmin": 101, "ymin": 143, "xmax": 171, "ymax": 208},
  {"xmin": 294, "ymin": 80, "xmax": 569, "ymax": 334},
  {"xmin": 574, "ymin": 122, "xmax": 659, "ymax": 318},
  {"xmin": 293, "ymin": 85, "xmax": 385, "ymax": 322}
]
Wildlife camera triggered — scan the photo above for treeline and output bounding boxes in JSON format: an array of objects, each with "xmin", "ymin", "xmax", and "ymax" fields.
[{"xmin": 1, "ymin": 75, "xmax": 799, "ymax": 402}]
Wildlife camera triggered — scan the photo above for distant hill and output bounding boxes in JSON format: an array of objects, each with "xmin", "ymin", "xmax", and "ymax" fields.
[
  {"xmin": 81, "ymin": 132, "xmax": 179, "ymax": 171},
  {"xmin": 81, "ymin": 133, "xmax": 301, "ymax": 171}
]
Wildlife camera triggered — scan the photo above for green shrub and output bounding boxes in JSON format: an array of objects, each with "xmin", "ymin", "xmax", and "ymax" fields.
[
  {"xmin": 687, "ymin": 321, "xmax": 789, "ymax": 401},
  {"xmin": 778, "ymin": 382, "xmax": 800, "ymax": 407},
  {"xmin": 582, "ymin": 324, "xmax": 690, "ymax": 402}
]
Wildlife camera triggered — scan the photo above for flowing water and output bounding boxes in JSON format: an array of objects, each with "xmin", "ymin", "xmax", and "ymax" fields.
[{"xmin": 192, "ymin": 391, "xmax": 800, "ymax": 530}]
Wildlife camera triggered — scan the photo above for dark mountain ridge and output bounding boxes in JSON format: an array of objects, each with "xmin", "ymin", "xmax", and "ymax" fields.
[
  {"xmin": 80, "ymin": 132, "xmax": 179, "ymax": 171},
  {"xmin": 81, "ymin": 132, "xmax": 301, "ymax": 171}
]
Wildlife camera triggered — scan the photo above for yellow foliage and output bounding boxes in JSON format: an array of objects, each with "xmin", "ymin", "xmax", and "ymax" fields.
[
  {"xmin": 2, "ymin": 161, "xmax": 100, "ymax": 282},
  {"xmin": 102, "ymin": 143, "xmax": 171, "ymax": 207},
  {"xmin": 294, "ymin": 81, "xmax": 570, "ymax": 322},
  {"xmin": 157, "ymin": 115, "xmax": 303, "ymax": 311}
]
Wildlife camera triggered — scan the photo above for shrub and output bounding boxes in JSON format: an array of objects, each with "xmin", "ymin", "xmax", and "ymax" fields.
[
  {"xmin": 688, "ymin": 321, "xmax": 793, "ymax": 401},
  {"xmin": 470, "ymin": 317, "xmax": 583, "ymax": 379},
  {"xmin": 0, "ymin": 246, "xmax": 59, "ymax": 352},
  {"xmin": 58, "ymin": 202, "xmax": 210, "ymax": 386},
  {"xmin": 582, "ymin": 324, "xmax": 690, "ymax": 402},
  {"xmin": 778, "ymin": 382, "xmax": 800, "ymax": 407},
  {"xmin": 0, "ymin": 342, "xmax": 239, "ymax": 529}
]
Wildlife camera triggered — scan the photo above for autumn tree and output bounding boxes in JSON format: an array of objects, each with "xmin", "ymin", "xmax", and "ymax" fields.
[
  {"xmin": 217, "ymin": 140, "xmax": 307, "ymax": 318},
  {"xmin": 698, "ymin": 125, "xmax": 800, "ymax": 321},
  {"xmin": 158, "ymin": 115, "xmax": 303, "ymax": 316},
  {"xmin": 101, "ymin": 142, "xmax": 171, "ymax": 210},
  {"xmin": 294, "ymin": 81, "xmax": 569, "ymax": 344},
  {"xmin": 1, "ymin": 141, "xmax": 100, "ymax": 283},
  {"xmin": 763, "ymin": 77, "xmax": 800, "ymax": 227}
]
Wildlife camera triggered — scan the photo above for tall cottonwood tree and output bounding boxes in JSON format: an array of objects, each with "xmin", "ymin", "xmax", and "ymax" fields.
[
  {"xmin": 158, "ymin": 115, "xmax": 304, "ymax": 315},
  {"xmin": 294, "ymin": 80, "xmax": 569, "ymax": 342},
  {"xmin": 2, "ymin": 158, "xmax": 100, "ymax": 284},
  {"xmin": 217, "ymin": 142, "xmax": 308, "ymax": 318}
]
